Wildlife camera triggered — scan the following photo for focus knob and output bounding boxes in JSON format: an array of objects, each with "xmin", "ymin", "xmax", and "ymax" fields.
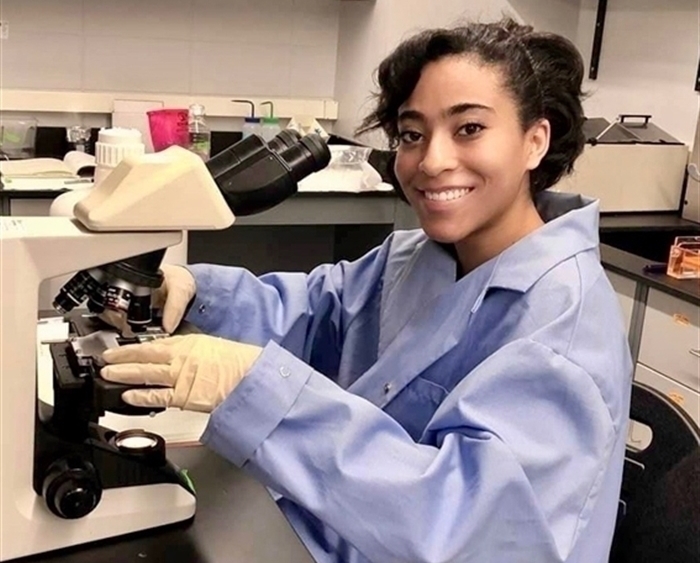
[{"xmin": 42, "ymin": 457, "xmax": 102, "ymax": 519}]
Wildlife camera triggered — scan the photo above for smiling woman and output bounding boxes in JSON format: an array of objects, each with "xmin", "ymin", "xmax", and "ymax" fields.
[
  {"xmin": 359, "ymin": 18, "xmax": 586, "ymax": 274},
  {"xmin": 393, "ymin": 57, "xmax": 550, "ymax": 268},
  {"xmin": 99, "ymin": 17, "xmax": 633, "ymax": 563}
]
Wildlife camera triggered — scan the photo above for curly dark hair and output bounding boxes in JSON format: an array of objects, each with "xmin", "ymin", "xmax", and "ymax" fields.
[{"xmin": 358, "ymin": 17, "xmax": 586, "ymax": 195}]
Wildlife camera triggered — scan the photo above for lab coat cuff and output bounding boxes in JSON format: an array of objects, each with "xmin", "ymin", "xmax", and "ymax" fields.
[{"xmin": 201, "ymin": 341, "xmax": 313, "ymax": 467}]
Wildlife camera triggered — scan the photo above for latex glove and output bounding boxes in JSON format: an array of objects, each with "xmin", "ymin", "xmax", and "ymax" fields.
[
  {"xmin": 100, "ymin": 264, "xmax": 196, "ymax": 334},
  {"xmin": 101, "ymin": 334, "xmax": 262, "ymax": 412}
]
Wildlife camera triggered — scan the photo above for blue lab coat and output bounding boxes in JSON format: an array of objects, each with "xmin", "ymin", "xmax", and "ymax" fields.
[{"xmin": 187, "ymin": 192, "xmax": 633, "ymax": 563}]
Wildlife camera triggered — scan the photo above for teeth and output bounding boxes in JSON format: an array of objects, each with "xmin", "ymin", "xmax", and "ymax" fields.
[{"xmin": 424, "ymin": 188, "xmax": 472, "ymax": 201}]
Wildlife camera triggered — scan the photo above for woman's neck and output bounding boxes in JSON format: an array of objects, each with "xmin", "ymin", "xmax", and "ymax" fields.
[{"xmin": 454, "ymin": 195, "xmax": 544, "ymax": 277}]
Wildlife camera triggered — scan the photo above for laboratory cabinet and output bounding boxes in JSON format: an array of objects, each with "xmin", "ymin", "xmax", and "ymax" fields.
[
  {"xmin": 632, "ymin": 288, "xmax": 700, "ymax": 429},
  {"xmin": 606, "ymin": 273, "xmax": 700, "ymax": 433},
  {"xmin": 638, "ymin": 289, "xmax": 700, "ymax": 396},
  {"xmin": 602, "ymin": 244, "xmax": 700, "ymax": 445}
]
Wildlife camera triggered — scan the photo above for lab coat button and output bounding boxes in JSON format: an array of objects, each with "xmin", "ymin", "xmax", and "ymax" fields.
[
  {"xmin": 198, "ymin": 304, "xmax": 206, "ymax": 314},
  {"xmin": 280, "ymin": 366, "xmax": 291, "ymax": 378},
  {"xmin": 383, "ymin": 383, "xmax": 392, "ymax": 394}
]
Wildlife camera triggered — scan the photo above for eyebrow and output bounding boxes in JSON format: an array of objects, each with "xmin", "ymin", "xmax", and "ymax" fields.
[{"xmin": 398, "ymin": 103, "xmax": 494, "ymax": 122}]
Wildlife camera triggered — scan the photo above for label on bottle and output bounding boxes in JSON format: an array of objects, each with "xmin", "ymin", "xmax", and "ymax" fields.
[{"xmin": 189, "ymin": 132, "xmax": 211, "ymax": 161}]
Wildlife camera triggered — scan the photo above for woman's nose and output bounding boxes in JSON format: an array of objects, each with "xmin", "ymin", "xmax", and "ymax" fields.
[{"xmin": 418, "ymin": 134, "xmax": 459, "ymax": 177}]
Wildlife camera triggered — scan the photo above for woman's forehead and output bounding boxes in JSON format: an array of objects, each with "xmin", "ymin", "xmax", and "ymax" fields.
[{"xmin": 399, "ymin": 56, "xmax": 511, "ymax": 118}]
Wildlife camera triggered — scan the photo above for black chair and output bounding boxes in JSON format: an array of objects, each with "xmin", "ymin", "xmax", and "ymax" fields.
[{"xmin": 609, "ymin": 381, "xmax": 700, "ymax": 563}]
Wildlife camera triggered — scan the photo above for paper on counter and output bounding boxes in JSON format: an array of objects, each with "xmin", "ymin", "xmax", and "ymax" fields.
[
  {"xmin": 98, "ymin": 409, "xmax": 208, "ymax": 445},
  {"xmin": 2, "ymin": 177, "xmax": 93, "ymax": 191},
  {"xmin": 297, "ymin": 165, "xmax": 393, "ymax": 193},
  {"xmin": 37, "ymin": 317, "xmax": 70, "ymax": 342}
]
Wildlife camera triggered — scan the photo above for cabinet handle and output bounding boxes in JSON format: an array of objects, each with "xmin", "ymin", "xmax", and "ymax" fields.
[{"xmin": 690, "ymin": 349, "xmax": 700, "ymax": 358}]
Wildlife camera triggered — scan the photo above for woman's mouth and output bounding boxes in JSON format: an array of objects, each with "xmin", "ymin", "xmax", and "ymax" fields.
[{"xmin": 420, "ymin": 187, "xmax": 475, "ymax": 202}]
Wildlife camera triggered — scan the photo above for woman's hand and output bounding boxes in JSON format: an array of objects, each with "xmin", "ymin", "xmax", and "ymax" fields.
[{"xmin": 101, "ymin": 334, "xmax": 262, "ymax": 413}]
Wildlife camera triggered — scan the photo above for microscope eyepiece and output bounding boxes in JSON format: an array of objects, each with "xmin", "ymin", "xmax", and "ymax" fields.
[
  {"xmin": 278, "ymin": 134, "xmax": 331, "ymax": 184},
  {"xmin": 267, "ymin": 129, "xmax": 302, "ymax": 153},
  {"xmin": 208, "ymin": 132, "xmax": 330, "ymax": 216}
]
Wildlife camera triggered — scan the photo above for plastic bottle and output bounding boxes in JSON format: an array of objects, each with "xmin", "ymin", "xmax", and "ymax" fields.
[
  {"xmin": 242, "ymin": 117, "xmax": 262, "ymax": 139},
  {"xmin": 188, "ymin": 103, "xmax": 211, "ymax": 161},
  {"xmin": 233, "ymin": 99, "xmax": 262, "ymax": 139},
  {"xmin": 260, "ymin": 101, "xmax": 282, "ymax": 143}
]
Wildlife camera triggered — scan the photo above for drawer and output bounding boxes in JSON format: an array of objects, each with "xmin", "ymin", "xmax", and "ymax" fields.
[
  {"xmin": 606, "ymin": 270, "xmax": 636, "ymax": 333},
  {"xmin": 635, "ymin": 363, "xmax": 700, "ymax": 427},
  {"xmin": 638, "ymin": 289, "xmax": 700, "ymax": 393}
]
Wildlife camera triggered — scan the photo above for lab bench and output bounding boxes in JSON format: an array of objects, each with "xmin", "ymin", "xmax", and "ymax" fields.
[
  {"xmin": 20, "ymin": 445, "xmax": 314, "ymax": 563},
  {"xmin": 588, "ymin": 211, "xmax": 699, "ymax": 468},
  {"xmin": 0, "ymin": 187, "xmax": 413, "ymax": 274},
  {"xmin": 0, "ymin": 187, "xmax": 406, "ymax": 226}
]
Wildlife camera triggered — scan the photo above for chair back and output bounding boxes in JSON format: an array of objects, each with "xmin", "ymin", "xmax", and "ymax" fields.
[{"xmin": 610, "ymin": 381, "xmax": 700, "ymax": 563}]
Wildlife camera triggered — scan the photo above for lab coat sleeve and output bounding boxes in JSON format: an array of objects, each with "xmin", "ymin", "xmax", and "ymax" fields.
[
  {"xmin": 183, "ymin": 236, "xmax": 391, "ymax": 368},
  {"xmin": 202, "ymin": 337, "xmax": 617, "ymax": 562}
]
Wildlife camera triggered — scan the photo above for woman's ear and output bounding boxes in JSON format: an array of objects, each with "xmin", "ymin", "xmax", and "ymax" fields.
[{"xmin": 525, "ymin": 118, "xmax": 551, "ymax": 171}]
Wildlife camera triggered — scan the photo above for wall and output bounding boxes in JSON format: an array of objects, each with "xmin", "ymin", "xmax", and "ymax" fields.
[
  {"xmin": 0, "ymin": 0, "xmax": 340, "ymax": 130},
  {"xmin": 333, "ymin": 0, "xmax": 583, "ymax": 145},
  {"xmin": 334, "ymin": 0, "xmax": 698, "ymax": 148},
  {"xmin": 0, "ymin": 0, "xmax": 339, "ymax": 98},
  {"xmin": 3, "ymin": 0, "xmax": 696, "ymax": 144},
  {"xmin": 510, "ymin": 0, "xmax": 582, "ymax": 42},
  {"xmin": 576, "ymin": 0, "xmax": 699, "ymax": 145}
]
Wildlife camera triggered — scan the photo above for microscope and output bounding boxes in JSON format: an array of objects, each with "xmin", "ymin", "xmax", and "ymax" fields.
[{"xmin": 0, "ymin": 131, "xmax": 330, "ymax": 561}]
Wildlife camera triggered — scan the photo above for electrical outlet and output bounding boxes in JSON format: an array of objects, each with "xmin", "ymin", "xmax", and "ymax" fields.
[{"xmin": 0, "ymin": 21, "xmax": 9, "ymax": 40}]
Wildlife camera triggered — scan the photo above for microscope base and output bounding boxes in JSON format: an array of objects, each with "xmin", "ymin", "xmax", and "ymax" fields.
[{"xmin": 1, "ymin": 481, "xmax": 195, "ymax": 561}]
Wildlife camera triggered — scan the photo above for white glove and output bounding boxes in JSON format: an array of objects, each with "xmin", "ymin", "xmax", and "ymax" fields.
[
  {"xmin": 100, "ymin": 264, "xmax": 196, "ymax": 334},
  {"xmin": 101, "ymin": 334, "xmax": 262, "ymax": 412}
]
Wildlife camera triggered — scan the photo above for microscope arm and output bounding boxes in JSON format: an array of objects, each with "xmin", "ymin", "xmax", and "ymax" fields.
[{"xmin": 55, "ymin": 131, "xmax": 331, "ymax": 332}]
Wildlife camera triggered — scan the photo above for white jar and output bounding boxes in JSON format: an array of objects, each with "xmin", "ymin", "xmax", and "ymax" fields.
[{"xmin": 94, "ymin": 127, "xmax": 145, "ymax": 185}]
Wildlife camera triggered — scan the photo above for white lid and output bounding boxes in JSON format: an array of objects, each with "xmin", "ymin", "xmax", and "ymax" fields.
[
  {"xmin": 97, "ymin": 127, "xmax": 143, "ymax": 145},
  {"xmin": 95, "ymin": 128, "xmax": 145, "ymax": 176}
]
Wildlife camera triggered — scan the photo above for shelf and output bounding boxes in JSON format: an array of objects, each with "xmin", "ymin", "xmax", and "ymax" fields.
[{"xmin": 0, "ymin": 90, "xmax": 339, "ymax": 120}]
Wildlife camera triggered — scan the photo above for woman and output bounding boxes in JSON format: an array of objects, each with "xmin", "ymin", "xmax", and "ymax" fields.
[{"xmin": 102, "ymin": 18, "xmax": 633, "ymax": 563}]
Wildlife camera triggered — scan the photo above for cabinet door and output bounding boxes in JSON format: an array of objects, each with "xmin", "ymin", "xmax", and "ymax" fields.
[
  {"xmin": 605, "ymin": 270, "xmax": 636, "ymax": 333},
  {"xmin": 638, "ymin": 289, "xmax": 700, "ymax": 393}
]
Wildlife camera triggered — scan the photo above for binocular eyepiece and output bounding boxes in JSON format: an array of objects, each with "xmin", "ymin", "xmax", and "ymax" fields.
[
  {"xmin": 206, "ymin": 129, "xmax": 330, "ymax": 216},
  {"xmin": 53, "ymin": 130, "xmax": 331, "ymax": 331}
]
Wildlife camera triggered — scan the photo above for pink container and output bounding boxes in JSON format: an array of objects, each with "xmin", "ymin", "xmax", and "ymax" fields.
[{"xmin": 147, "ymin": 108, "xmax": 189, "ymax": 151}]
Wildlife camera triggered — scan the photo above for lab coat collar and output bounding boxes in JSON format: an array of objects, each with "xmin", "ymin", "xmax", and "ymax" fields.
[{"xmin": 486, "ymin": 192, "xmax": 600, "ymax": 294}]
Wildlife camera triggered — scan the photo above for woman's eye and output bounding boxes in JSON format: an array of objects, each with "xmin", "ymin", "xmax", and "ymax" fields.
[
  {"xmin": 398, "ymin": 130, "xmax": 423, "ymax": 144},
  {"xmin": 457, "ymin": 123, "xmax": 485, "ymax": 137}
]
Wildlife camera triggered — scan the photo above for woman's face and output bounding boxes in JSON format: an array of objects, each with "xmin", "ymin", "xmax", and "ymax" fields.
[{"xmin": 394, "ymin": 55, "xmax": 550, "ymax": 245}]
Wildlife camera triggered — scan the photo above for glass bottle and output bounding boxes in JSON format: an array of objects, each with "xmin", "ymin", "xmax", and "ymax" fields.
[{"xmin": 188, "ymin": 104, "xmax": 211, "ymax": 161}]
